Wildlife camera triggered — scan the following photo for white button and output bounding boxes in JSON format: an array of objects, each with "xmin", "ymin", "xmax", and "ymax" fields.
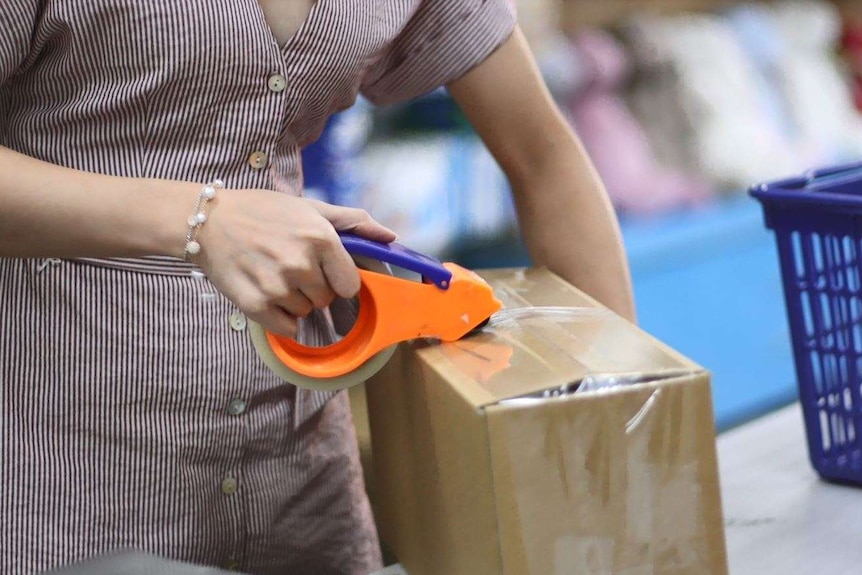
[
  {"xmin": 221, "ymin": 476, "xmax": 238, "ymax": 495},
  {"xmin": 229, "ymin": 311, "xmax": 247, "ymax": 331},
  {"xmin": 247, "ymin": 150, "xmax": 268, "ymax": 170},
  {"xmin": 267, "ymin": 74, "xmax": 286, "ymax": 93},
  {"xmin": 227, "ymin": 398, "xmax": 247, "ymax": 416}
]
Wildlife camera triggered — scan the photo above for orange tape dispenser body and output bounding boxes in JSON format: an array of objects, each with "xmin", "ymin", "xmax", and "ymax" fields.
[{"xmin": 248, "ymin": 233, "xmax": 503, "ymax": 391}]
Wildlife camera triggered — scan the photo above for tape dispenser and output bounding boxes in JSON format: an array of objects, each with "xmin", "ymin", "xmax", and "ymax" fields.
[{"xmin": 248, "ymin": 233, "xmax": 503, "ymax": 391}]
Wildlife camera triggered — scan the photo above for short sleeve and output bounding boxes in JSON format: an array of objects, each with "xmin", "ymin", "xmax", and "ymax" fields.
[
  {"xmin": 361, "ymin": 0, "xmax": 517, "ymax": 106},
  {"xmin": 0, "ymin": 0, "xmax": 41, "ymax": 87}
]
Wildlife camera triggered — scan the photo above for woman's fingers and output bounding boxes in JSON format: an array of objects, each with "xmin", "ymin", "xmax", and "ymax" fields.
[{"xmin": 310, "ymin": 201, "xmax": 397, "ymax": 243}]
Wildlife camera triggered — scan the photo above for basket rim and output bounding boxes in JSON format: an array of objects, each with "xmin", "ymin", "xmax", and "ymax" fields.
[{"xmin": 750, "ymin": 161, "xmax": 862, "ymax": 210}]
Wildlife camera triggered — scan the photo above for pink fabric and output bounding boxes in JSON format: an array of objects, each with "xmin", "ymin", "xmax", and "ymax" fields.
[{"xmin": 568, "ymin": 30, "xmax": 713, "ymax": 216}]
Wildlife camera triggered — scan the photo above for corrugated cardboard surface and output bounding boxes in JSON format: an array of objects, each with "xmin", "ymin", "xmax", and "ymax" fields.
[
  {"xmin": 365, "ymin": 268, "xmax": 728, "ymax": 575},
  {"xmin": 487, "ymin": 375, "xmax": 726, "ymax": 574},
  {"xmin": 412, "ymin": 268, "xmax": 697, "ymax": 408},
  {"xmin": 366, "ymin": 346, "xmax": 501, "ymax": 574}
]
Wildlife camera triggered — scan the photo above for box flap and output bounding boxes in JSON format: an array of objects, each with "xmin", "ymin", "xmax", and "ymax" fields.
[{"xmin": 412, "ymin": 268, "xmax": 700, "ymax": 409}]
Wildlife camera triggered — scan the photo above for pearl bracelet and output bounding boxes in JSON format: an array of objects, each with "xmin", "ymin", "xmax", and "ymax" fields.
[{"xmin": 183, "ymin": 179, "xmax": 224, "ymax": 261}]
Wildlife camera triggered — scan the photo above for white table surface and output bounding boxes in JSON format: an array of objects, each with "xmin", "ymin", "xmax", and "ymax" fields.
[
  {"xmin": 372, "ymin": 403, "xmax": 862, "ymax": 575},
  {"xmin": 720, "ymin": 403, "xmax": 862, "ymax": 574}
]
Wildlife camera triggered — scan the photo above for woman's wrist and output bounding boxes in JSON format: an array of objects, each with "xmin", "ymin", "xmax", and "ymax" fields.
[
  {"xmin": 139, "ymin": 178, "xmax": 207, "ymax": 259},
  {"xmin": 181, "ymin": 179, "xmax": 224, "ymax": 261}
]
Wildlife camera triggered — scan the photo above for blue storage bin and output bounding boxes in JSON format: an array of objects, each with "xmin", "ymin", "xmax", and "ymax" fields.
[{"xmin": 751, "ymin": 160, "xmax": 862, "ymax": 484}]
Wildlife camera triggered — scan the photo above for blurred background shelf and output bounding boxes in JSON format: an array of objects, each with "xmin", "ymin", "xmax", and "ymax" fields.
[
  {"xmin": 559, "ymin": 0, "xmax": 741, "ymax": 31},
  {"xmin": 557, "ymin": 0, "xmax": 862, "ymax": 31}
]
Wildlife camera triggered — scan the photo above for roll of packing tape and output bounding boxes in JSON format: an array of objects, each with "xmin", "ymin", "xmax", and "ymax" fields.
[{"xmin": 248, "ymin": 257, "xmax": 398, "ymax": 391}]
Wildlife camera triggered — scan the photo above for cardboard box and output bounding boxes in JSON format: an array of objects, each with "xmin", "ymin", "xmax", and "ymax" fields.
[{"xmin": 363, "ymin": 268, "xmax": 728, "ymax": 575}]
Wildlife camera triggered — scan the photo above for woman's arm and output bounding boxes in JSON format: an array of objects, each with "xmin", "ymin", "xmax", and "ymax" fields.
[
  {"xmin": 0, "ymin": 145, "xmax": 395, "ymax": 335},
  {"xmin": 0, "ymin": 145, "xmax": 195, "ymax": 259},
  {"xmin": 447, "ymin": 27, "xmax": 637, "ymax": 322}
]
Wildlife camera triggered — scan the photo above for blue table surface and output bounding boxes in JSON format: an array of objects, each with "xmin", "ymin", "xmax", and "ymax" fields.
[{"xmin": 621, "ymin": 196, "xmax": 798, "ymax": 430}]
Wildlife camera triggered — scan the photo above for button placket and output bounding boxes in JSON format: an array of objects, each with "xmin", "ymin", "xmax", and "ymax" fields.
[
  {"xmin": 246, "ymin": 55, "xmax": 287, "ymax": 174},
  {"xmin": 218, "ymin": 425, "xmax": 247, "ymax": 568},
  {"xmin": 215, "ymin": 55, "xmax": 284, "ymax": 575},
  {"xmin": 218, "ymin": 459, "xmax": 248, "ymax": 568},
  {"xmin": 222, "ymin": 305, "xmax": 252, "ymax": 569},
  {"xmin": 251, "ymin": 56, "xmax": 290, "ymax": 185}
]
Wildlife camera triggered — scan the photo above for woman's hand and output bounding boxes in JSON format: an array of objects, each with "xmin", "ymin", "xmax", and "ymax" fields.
[
  {"xmin": 0, "ymin": 146, "xmax": 396, "ymax": 335},
  {"xmin": 195, "ymin": 189, "xmax": 396, "ymax": 337}
]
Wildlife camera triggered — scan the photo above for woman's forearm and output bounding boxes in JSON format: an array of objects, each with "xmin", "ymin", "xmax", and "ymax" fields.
[
  {"xmin": 0, "ymin": 145, "xmax": 197, "ymax": 259},
  {"xmin": 447, "ymin": 28, "xmax": 636, "ymax": 323},
  {"xmin": 510, "ymin": 138, "xmax": 637, "ymax": 323}
]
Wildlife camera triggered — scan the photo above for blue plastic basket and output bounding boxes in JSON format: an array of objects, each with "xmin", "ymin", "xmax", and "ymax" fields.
[{"xmin": 751, "ymin": 160, "xmax": 862, "ymax": 484}]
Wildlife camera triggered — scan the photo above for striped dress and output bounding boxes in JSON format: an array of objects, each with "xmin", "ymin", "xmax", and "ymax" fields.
[{"xmin": 0, "ymin": 2, "xmax": 516, "ymax": 574}]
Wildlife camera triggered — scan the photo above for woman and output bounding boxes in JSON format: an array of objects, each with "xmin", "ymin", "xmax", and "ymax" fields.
[{"xmin": 0, "ymin": 1, "xmax": 634, "ymax": 574}]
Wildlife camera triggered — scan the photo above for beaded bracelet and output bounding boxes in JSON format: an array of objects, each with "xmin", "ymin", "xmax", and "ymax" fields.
[{"xmin": 183, "ymin": 179, "xmax": 224, "ymax": 261}]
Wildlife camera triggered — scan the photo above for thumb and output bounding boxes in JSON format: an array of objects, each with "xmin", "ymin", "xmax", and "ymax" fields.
[{"xmin": 309, "ymin": 201, "xmax": 397, "ymax": 243}]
